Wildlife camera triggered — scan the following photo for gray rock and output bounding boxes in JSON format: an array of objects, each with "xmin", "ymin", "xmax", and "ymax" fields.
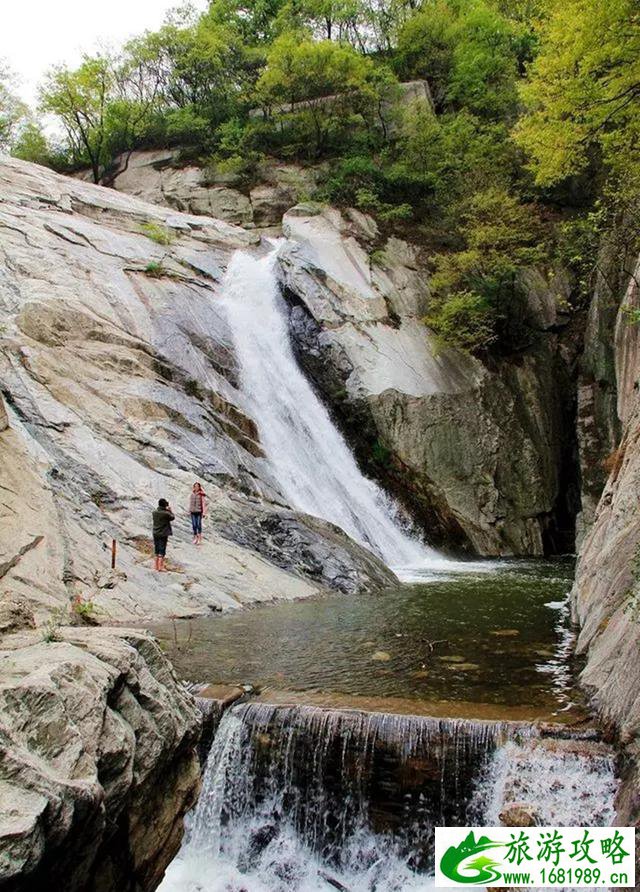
[
  {"xmin": 0, "ymin": 626, "xmax": 201, "ymax": 891},
  {"xmin": 573, "ymin": 255, "xmax": 640, "ymax": 738},
  {"xmin": 221, "ymin": 507, "xmax": 397, "ymax": 595},
  {"xmin": 0, "ymin": 158, "xmax": 393, "ymax": 624},
  {"xmin": 279, "ymin": 207, "xmax": 575, "ymax": 555}
]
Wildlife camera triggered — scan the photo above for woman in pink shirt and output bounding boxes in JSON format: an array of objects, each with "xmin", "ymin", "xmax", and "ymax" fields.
[{"xmin": 189, "ymin": 482, "xmax": 207, "ymax": 545}]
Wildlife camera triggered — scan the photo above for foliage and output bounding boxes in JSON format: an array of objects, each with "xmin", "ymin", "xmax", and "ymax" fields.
[
  {"xmin": 140, "ymin": 221, "xmax": 174, "ymax": 245},
  {"xmin": 70, "ymin": 594, "xmax": 98, "ymax": 622},
  {"xmin": 10, "ymin": 120, "xmax": 53, "ymax": 166},
  {"xmin": 396, "ymin": 0, "xmax": 521, "ymax": 119},
  {"xmin": 14, "ymin": 0, "xmax": 640, "ymax": 358},
  {"xmin": 144, "ymin": 261, "xmax": 166, "ymax": 277},
  {"xmin": 0, "ymin": 62, "xmax": 27, "ymax": 152},
  {"xmin": 426, "ymin": 187, "xmax": 547, "ymax": 353},
  {"xmin": 515, "ymin": 0, "xmax": 640, "ymax": 187},
  {"xmin": 425, "ymin": 290, "xmax": 497, "ymax": 352},
  {"xmin": 255, "ymin": 33, "xmax": 394, "ymax": 157}
]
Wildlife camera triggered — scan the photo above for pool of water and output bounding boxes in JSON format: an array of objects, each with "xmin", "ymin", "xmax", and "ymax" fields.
[{"xmin": 151, "ymin": 559, "xmax": 585, "ymax": 720}]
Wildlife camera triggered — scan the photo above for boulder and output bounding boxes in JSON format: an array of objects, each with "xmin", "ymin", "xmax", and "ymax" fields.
[{"xmin": 0, "ymin": 627, "xmax": 201, "ymax": 892}]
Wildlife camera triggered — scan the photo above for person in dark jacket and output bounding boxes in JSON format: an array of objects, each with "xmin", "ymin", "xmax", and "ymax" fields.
[{"xmin": 152, "ymin": 498, "xmax": 175, "ymax": 572}]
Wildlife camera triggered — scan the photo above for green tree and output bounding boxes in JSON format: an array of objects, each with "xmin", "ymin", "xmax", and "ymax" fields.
[
  {"xmin": 425, "ymin": 187, "xmax": 547, "ymax": 353},
  {"xmin": 515, "ymin": 0, "xmax": 640, "ymax": 186},
  {"xmin": 255, "ymin": 33, "xmax": 391, "ymax": 156},
  {"xmin": 10, "ymin": 120, "xmax": 53, "ymax": 166},
  {"xmin": 0, "ymin": 63, "xmax": 27, "ymax": 152},
  {"xmin": 394, "ymin": 103, "xmax": 518, "ymax": 214},
  {"xmin": 39, "ymin": 55, "xmax": 114, "ymax": 182},
  {"xmin": 396, "ymin": 0, "xmax": 521, "ymax": 119}
]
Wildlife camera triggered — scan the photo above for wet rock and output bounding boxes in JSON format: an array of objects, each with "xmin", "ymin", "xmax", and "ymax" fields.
[
  {"xmin": 371, "ymin": 651, "xmax": 392, "ymax": 662},
  {"xmin": 220, "ymin": 508, "xmax": 397, "ymax": 596},
  {"xmin": 499, "ymin": 803, "xmax": 540, "ymax": 827}
]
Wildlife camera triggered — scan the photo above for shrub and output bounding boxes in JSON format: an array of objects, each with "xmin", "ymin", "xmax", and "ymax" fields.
[
  {"xmin": 425, "ymin": 291, "xmax": 496, "ymax": 353},
  {"xmin": 140, "ymin": 222, "xmax": 173, "ymax": 245},
  {"xmin": 144, "ymin": 261, "xmax": 165, "ymax": 277}
]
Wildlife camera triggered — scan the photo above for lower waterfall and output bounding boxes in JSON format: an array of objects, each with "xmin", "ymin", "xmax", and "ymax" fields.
[
  {"xmin": 220, "ymin": 247, "xmax": 453, "ymax": 578},
  {"xmin": 159, "ymin": 703, "xmax": 617, "ymax": 892}
]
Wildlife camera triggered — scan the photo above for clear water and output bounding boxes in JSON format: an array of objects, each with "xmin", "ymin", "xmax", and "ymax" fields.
[
  {"xmin": 220, "ymin": 246, "xmax": 457, "ymax": 578},
  {"xmin": 153, "ymin": 560, "xmax": 583, "ymax": 719}
]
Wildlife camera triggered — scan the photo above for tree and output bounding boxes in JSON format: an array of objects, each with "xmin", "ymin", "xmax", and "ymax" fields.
[
  {"xmin": 396, "ymin": 0, "xmax": 520, "ymax": 119},
  {"xmin": 425, "ymin": 187, "xmax": 547, "ymax": 353},
  {"xmin": 255, "ymin": 33, "xmax": 390, "ymax": 156},
  {"xmin": 40, "ymin": 55, "xmax": 114, "ymax": 182},
  {"xmin": 515, "ymin": 0, "xmax": 640, "ymax": 187},
  {"xmin": 10, "ymin": 120, "xmax": 52, "ymax": 166},
  {"xmin": 394, "ymin": 103, "xmax": 517, "ymax": 214},
  {"xmin": 0, "ymin": 63, "xmax": 27, "ymax": 152}
]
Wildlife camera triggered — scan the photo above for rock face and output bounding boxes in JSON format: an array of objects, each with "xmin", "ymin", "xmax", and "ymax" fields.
[
  {"xmin": 573, "ymin": 256, "xmax": 640, "ymax": 738},
  {"xmin": 574, "ymin": 245, "xmax": 626, "ymax": 548},
  {"xmin": 98, "ymin": 151, "xmax": 320, "ymax": 229},
  {"xmin": 0, "ymin": 158, "xmax": 395, "ymax": 624},
  {"xmin": 0, "ymin": 620, "xmax": 201, "ymax": 892},
  {"xmin": 278, "ymin": 206, "xmax": 577, "ymax": 555}
]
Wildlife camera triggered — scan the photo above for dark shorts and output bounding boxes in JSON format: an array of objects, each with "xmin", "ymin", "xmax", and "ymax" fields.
[{"xmin": 153, "ymin": 535, "xmax": 168, "ymax": 557}]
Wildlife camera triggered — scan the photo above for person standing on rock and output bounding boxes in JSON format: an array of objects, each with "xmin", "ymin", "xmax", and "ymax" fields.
[
  {"xmin": 152, "ymin": 498, "xmax": 175, "ymax": 572},
  {"xmin": 189, "ymin": 482, "xmax": 207, "ymax": 545}
]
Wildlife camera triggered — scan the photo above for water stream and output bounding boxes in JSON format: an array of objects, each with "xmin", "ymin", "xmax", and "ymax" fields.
[{"xmin": 220, "ymin": 247, "xmax": 453, "ymax": 578}]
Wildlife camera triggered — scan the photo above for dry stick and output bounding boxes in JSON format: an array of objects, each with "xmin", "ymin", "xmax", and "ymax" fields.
[{"xmin": 111, "ymin": 538, "xmax": 117, "ymax": 570}]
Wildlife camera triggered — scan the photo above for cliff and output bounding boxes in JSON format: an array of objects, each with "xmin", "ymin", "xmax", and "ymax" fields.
[{"xmin": 573, "ymin": 257, "xmax": 640, "ymax": 739}]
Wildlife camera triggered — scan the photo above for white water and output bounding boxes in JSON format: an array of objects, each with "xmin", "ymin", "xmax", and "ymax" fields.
[
  {"xmin": 220, "ymin": 247, "xmax": 456, "ymax": 578},
  {"xmin": 159, "ymin": 705, "xmax": 618, "ymax": 892}
]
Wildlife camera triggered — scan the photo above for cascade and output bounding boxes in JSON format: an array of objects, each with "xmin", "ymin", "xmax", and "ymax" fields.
[
  {"xmin": 220, "ymin": 247, "xmax": 455, "ymax": 578},
  {"xmin": 159, "ymin": 703, "xmax": 617, "ymax": 892}
]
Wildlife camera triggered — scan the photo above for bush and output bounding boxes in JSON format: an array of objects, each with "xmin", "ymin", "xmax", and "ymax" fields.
[
  {"xmin": 140, "ymin": 222, "xmax": 173, "ymax": 245},
  {"xmin": 425, "ymin": 291, "xmax": 496, "ymax": 353}
]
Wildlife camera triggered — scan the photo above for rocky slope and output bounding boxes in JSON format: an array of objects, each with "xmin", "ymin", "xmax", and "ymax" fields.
[
  {"xmin": 100, "ymin": 150, "xmax": 581, "ymax": 556},
  {"xmin": 0, "ymin": 158, "xmax": 395, "ymax": 625},
  {"xmin": 0, "ymin": 605, "xmax": 201, "ymax": 891}
]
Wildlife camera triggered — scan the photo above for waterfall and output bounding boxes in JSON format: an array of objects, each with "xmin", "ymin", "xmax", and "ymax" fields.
[
  {"xmin": 219, "ymin": 247, "xmax": 452, "ymax": 577},
  {"xmin": 159, "ymin": 703, "xmax": 617, "ymax": 892}
]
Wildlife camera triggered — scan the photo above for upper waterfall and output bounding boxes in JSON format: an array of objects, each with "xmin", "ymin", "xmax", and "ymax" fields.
[{"xmin": 220, "ymin": 246, "xmax": 450, "ymax": 576}]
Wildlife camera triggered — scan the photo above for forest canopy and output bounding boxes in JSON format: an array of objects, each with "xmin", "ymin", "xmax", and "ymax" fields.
[{"xmin": 3, "ymin": 0, "xmax": 639, "ymax": 354}]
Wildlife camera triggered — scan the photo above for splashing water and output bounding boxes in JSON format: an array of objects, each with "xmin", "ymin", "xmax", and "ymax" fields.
[
  {"xmin": 220, "ymin": 246, "xmax": 461, "ymax": 578},
  {"xmin": 159, "ymin": 703, "xmax": 617, "ymax": 892},
  {"xmin": 159, "ymin": 704, "xmax": 509, "ymax": 892},
  {"xmin": 471, "ymin": 737, "xmax": 618, "ymax": 827}
]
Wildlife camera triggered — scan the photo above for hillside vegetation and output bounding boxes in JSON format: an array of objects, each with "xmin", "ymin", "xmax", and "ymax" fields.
[{"xmin": 4, "ymin": 0, "xmax": 640, "ymax": 354}]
